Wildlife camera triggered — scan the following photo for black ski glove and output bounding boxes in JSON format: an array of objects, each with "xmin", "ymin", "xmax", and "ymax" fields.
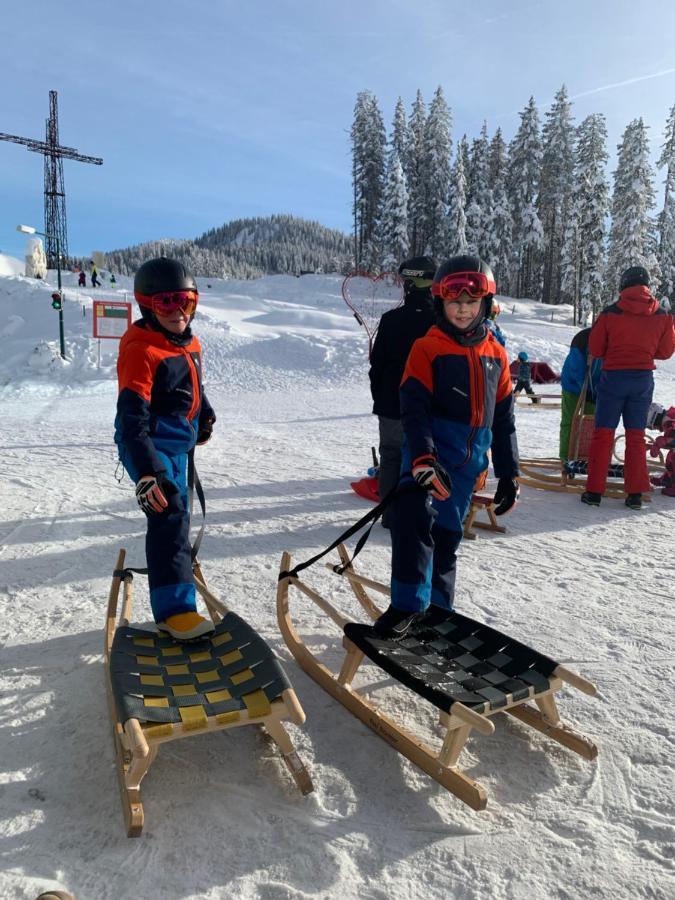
[
  {"xmin": 196, "ymin": 418, "xmax": 215, "ymax": 446},
  {"xmin": 493, "ymin": 477, "xmax": 519, "ymax": 516}
]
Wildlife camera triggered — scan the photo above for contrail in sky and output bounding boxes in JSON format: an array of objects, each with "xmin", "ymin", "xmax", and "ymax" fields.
[{"xmin": 570, "ymin": 67, "xmax": 675, "ymax": 100}]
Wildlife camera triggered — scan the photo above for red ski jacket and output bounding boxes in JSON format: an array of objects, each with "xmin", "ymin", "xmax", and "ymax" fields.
[{"xmin": 589, "ymin": 286, "xmax": 675, "ymax": 370}]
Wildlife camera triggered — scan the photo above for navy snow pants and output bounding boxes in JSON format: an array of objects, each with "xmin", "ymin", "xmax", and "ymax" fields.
[
  {"xmin": 389, "ymin": 452, "xmax": 476, "ymax": 613},
  {"xmin": 122, "ymin": 448, "xmax": 197, "ymax": 623}
]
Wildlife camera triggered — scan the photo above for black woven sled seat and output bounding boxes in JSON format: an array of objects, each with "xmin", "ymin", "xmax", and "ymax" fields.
[
  {"xmin": 110, "ymin": 613, "xmax": 291, "ymax": 737},
  {"xmin": 344, "ymin": 611, "xmax": 558, "ymax": 715}
]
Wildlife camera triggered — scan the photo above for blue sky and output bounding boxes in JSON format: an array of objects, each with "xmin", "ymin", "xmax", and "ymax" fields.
[{"xmin": 2, "ymin": 0, "xmax": 675, "ymax": 259}]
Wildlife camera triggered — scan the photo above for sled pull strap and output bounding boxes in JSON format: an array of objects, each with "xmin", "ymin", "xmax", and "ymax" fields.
[
  {"xmin": 188, "ymin": 449, "xmax": 206, "ymax": 562},
  {"xmin": 278, "ymin": 484, "xmax": 403, "ymax": 582}
]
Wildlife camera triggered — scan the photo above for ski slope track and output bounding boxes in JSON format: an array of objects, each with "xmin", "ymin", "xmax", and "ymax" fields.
[{"xmin": 0, "ymin": 268, "xmax": 673, "ymax": 899}]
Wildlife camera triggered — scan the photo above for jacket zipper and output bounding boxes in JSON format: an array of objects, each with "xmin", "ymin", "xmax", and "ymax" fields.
[
  {"xmin": 461, "ymin": 346, "xmax": 484, "ymax": 466},
  {"xmin": 182, "ymin": 348, "xmax": 201, "ymax": 429}
]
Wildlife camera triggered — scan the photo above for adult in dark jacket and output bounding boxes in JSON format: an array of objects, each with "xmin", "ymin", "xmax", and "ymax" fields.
[
  {"xmin": 368, "ymin": 255, "xmax": 436, "ymax": 526},
  {"xmin": 581, "ymin": 266, "xmax": 675, "ymax": 509}
]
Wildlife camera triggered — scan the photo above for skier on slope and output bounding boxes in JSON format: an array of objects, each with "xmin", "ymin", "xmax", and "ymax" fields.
[
  {"xmin": 581, "ymin": 265, "xmax": 675, "ymax": 509},
  {"xmin": 368, "ymin": 256, "xmax": 436, "ymax": 528},
  {"xmin": 114, "ymin": 257, "xmax": 216, "ymax": 640},
  {"xmin": 374, "ymin": 255, "xmax": 520, "ymax": 637}
]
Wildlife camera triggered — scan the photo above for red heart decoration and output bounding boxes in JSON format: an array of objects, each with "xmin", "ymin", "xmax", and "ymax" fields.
[{"xmin": 341, "ymin": 272, "xmax": 403, "ymax": 352}]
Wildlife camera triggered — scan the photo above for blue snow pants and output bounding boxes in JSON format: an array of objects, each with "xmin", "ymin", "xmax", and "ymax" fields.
[
  {"xmin": 594, "ymin": 369, "xmax": 654, "ymax": 430},
  {"xmin": 389, "ymin": 448, "xmax": 476, "ymax": 613},
  {"xmin": 122, "ymin": 449, "xmax": 197, "ymax": 623}
]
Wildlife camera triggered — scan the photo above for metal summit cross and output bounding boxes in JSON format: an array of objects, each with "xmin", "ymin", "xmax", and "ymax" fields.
[{"xmin": 0, "ymin": 90, "xmax": 103, "ymax": 267}]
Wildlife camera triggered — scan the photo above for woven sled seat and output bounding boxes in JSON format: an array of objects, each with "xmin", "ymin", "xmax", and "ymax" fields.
[
  {"xmin": 106, "ymin": 552, "xmax": 313, "ymax": 836},
  {"xmin": 344, "ymin": 611, "xmax": 558, "ymax": 715},
  {"xmin": 110, "ymin": 614, "xmax": 291, "ymax": 735}
]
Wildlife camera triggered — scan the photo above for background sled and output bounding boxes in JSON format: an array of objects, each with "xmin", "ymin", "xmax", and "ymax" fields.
[
  {"xmin": 277, "ymin": 544, "xmax": 597, "ymax": 811},
  {"xmin": 106, "ymin": 549, "xmax": 313, "ymax": 837},
  {"xmin": 515, "ymin": 393, "xmax": 562, "ymax": 409},
  {"xmin": 463, "ymin": 491, "xmax": 506, "ymax": 539}
]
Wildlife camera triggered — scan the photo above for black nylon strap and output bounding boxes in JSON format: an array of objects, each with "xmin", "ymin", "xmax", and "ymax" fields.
[{"xmin": 278, "ymin": 480, "xmax": 416, "ymax": 582}]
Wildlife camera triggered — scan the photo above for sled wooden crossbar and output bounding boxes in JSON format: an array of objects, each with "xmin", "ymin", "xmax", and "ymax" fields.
[
  {"xmin": 515, "ymin": 394, "xmax": 561, "ymax": 409},
  {"xmin": 277, "ymin": 544, "xmax": 597, "ymax": 811},
  {"xmin": 106, "ymin": 549, "xmax": 313, "ymax": 837}
]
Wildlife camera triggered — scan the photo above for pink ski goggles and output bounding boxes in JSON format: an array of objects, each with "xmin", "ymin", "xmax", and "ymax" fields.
[
  {"xmin": 432, "ymin": 271, "xmax": 496, "ymax": 302},
  {"xmin": 136, "ymin": 290, "xmax": 199, "ymax": 317}
]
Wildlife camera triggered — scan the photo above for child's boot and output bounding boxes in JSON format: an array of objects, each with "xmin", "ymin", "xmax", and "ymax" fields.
[{"xmin": 157, "ymin": 612, "xmax": 215, "ymax": 641}]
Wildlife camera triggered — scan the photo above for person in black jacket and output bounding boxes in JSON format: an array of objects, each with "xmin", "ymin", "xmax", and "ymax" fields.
[{"xmin": 368, "ymin": 256, "xmax": 436, "ymax": 526}]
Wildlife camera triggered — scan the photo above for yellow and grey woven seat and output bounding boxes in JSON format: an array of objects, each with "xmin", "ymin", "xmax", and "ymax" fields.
[
  {"xmin": 105, "ymin": 551, "xmax": 312, "ymax": 837},
  {"xmin": 110, "ymin": 614, "xmax": 291, "ymax": 736}
]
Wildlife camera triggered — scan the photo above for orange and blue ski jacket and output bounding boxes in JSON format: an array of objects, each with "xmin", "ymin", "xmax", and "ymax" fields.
[
  {"xmin": 400, "ymin": 325, "xmax": 518, "ymax": 478},
  {"xmin": 114, "ymin": 321, "xmax": 215, "ymax": 479}
]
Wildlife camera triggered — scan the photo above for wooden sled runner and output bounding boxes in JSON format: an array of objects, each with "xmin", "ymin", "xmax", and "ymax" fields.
[
  {"xmin": 106, "ymin": 549, "xmax": 313, "ymax": 837},
  {"xmin": 277, "ymin": 545, "xmax": 597, "ymax": 811},
  {"xmin": 515, "ymin": 393, "xmax": 562, "ymax": 409}
]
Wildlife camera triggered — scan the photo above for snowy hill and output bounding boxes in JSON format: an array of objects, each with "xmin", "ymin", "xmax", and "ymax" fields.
[
  {"xmin": 0, "ymin": 252, "xmax": 25, "ymax": 277},
  {"xmin": 1, "ymin": 270, "xmax": 673, "ymax": 900}
]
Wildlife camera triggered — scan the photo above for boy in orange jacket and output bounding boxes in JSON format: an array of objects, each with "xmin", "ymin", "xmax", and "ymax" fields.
[{"xmin": 115, "ymin": 257, "xmax": 215, "ymax": 640}]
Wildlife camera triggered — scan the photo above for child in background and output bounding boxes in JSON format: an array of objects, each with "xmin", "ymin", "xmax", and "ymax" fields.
[
  {"xmin": 115, "ymin": 257, "xmax": 216, "ymax": 640},
  {"xmin": 559, "ymin": 327, "xmax": 602, "ymax": 461},
  {"xmin": 374, "ymin": 255, "xmax": 519, "ymax": 637},
  {"xmin": 513, "ymin": 351, "xmax": 537, "ymax": 403},
  {"xmin": 649, "ymin": 404, "xmax": 675, "ymax": 497}
]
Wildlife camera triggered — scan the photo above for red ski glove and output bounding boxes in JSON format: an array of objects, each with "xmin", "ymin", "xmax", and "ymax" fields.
[
  {"xmin": 135, "ymin": 474, "xmax": 176, "ymax": 515},
  {"xmin": 412, "ymin": 454, "xmax": 452, "ymax": 501}
]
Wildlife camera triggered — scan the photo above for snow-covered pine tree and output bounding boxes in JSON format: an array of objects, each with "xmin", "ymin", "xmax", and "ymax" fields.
[
  {"xmin": 379, "ymin": 151, "xmax": 410, "ymax": 270},
  {"xmin": 422, "ymin": 86, "xmax": 452, "ymax": 258},
  {"xmin": 351, "ymin": 90, "xmax": 386, "ymax": 271},
  {"xmin": 560, "ymin": 114, "xmax": 609, "ymax": 323},
  {"xmin": 484, "ymin": 128, "xmax": 513, "ymax": 289},
  {"xmin": 507, "ymin": 97, "xmax": 544, "ymax": 299},
  {"xmin": 446, "ymin": 143, "xmax": 468, "ymax": 256},
  {"xmin": 606, "ymin": 118, "xmax": 660, "ymax": 297},
  {"xmin": 404, "ymin": 90, "xmax": 428, "ymax": 256},
  {"xmin": 391, "ymin": 97, "xmax": 408, "ymax": 172},
  {"xmin": 465, "ymin": 122, "xmax": 491, "ymax": 257},
  {"xmin": 657, "ymin": 103, "xmax": 675, "ymax": 303},
  {"xmin": 539, "ymin": 85, "xmax": 575, "ymax": 304}
]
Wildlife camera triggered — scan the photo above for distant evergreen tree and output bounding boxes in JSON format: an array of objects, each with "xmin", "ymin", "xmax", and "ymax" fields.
[
  {"xmin": 405, "ymin": 90, "xmax": 428, "ymax": 255},
  {"xmin": 539, "ymin": 85, "xmax": 575, "ymax": 304},
  {"xmin": 351, "ymin": 90, "xmax": 386, "ymax": 270},
  {"xmin": 657, "ymin": 103, "xmax": 675, "ymax": 302},
  {"xmin": 422, "ymin": 86, "xmax": 452, "ymax": 257},
  {"xmin": 465, "ymin": 122, "xmax": 491, "ymax": 257},
  {"xmin": 446, "ymin": 144, "xmax": 468, "ymax": 256},
  {"xmin": 606, "ymin": 118, "xmax": 660, "ymax": 297},
  {"xmin": 507, "ymin": 97, "xmax": 544, "ymax": 299},
  {"xmin": 379, "ymin": 151, "xmax": 409, "ymax": 270},
  {"xmin": 484, "ymin": 129, "xmax": 513, "ymax": 288},
  {"xmin": 487, "ymin": 128, "xmax": 508, "ymax": 182},
  {"xmin": 391, "ymin": 97, "xmax": 408, "ymax": 169},
  {"xmin": 561, "ymin": 114, "xmax": 609, "ymax": 322}
]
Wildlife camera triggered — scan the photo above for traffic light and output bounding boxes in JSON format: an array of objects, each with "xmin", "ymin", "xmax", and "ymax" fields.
[{"xmin": 51, "ymin": 292, "xmax": 62, "ymax": 310}]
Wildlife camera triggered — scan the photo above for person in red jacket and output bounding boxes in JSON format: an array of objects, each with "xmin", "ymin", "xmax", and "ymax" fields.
[
  {"xmin": 581, "ymin": 265, "xmax": 675, "ymax": 509},
  {"xmin": 374, "ymin": 256, "xmax": 519, "ymax": 638},
  {"xmin": 115, "ymin": 257, "xmax": 216, "ymax": 640}
]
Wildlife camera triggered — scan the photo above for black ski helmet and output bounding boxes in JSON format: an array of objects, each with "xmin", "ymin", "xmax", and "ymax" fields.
[
  {"xmin": 619, "ymin": 265, "xmax": 650, "ymax": 291},
  {"xmin": 432, "ymin": 254, "xmax": 496, "ymax": 320},
  {"xmin": 398, "ymin": 255, "xmax": 437, "ymax": 297},
  {"xmin": 134, "ymin": 257, "xmax": 198, "ymax": 305}
]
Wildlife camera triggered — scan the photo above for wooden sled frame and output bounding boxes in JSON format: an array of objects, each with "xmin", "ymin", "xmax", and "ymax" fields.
[
  {"xmin": 463, "ymin": 493, "xmax": 506, "ymax": 540},
  {"xmin": 106, "ymin": 549, "xmax": 313, "ymax": 837},
  {"xmin": 277, "ymin": 544, "xmax": 597, "ymax": 811}
]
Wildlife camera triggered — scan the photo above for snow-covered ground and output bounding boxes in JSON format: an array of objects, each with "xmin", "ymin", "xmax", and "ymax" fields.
[{"xmin": 0, "ymin": 271, "xmax": 673, "ymax": 900}]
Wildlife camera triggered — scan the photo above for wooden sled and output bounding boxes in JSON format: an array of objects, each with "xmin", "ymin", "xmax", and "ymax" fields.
[
  {"xmin": 515, "ymin": 393, "xmax": 561, "ymax": 409},
  {"xmin": 518, "ymin": 456, "xmax": 631, "ymax": 498},
  {"xmin": 277, "ymin": 545, "xmax": 597, "ymax": 811},
  {"xmin": 463, "ymin": 492, "xmax": 506, "ymax": 540},
  {"xmin": 106, "ymin": 549, "xmax": 313, "ymax": 837}
]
